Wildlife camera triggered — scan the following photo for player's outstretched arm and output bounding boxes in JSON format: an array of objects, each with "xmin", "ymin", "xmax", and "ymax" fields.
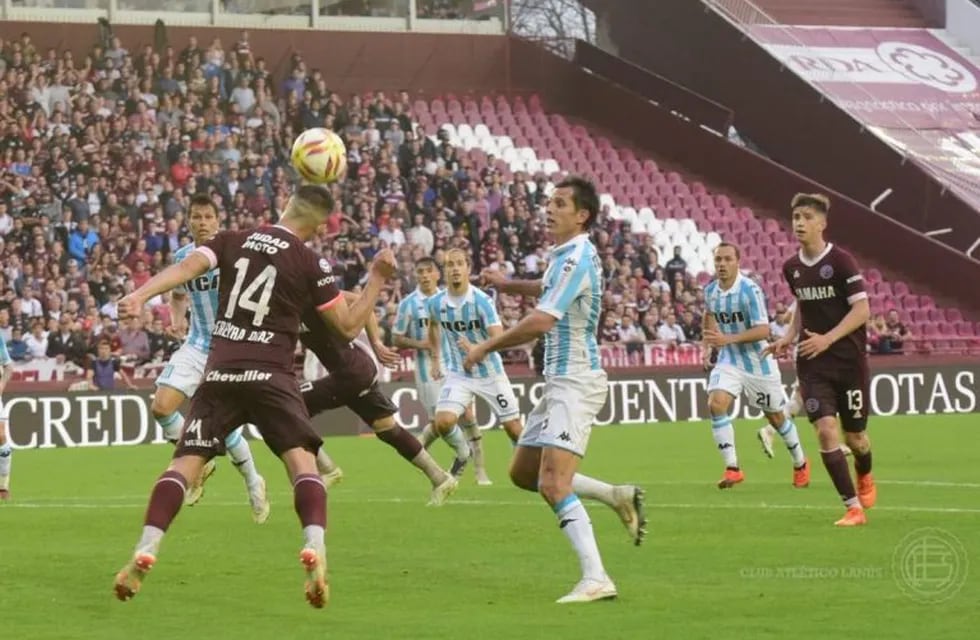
[
  {"xmin": 118, "ymin": 252, "xmax": 211, "ymax": 317},
  {"xmin": 462, "ymin": 310, "xmax": 555, "ymax": 370},
  {"xmin": 480, "ymin": 268, "xmax": 543, "ymax": 297},
  {"xmin": 319, "ymin": 250, "xmax": 396, "ymax": 340}
]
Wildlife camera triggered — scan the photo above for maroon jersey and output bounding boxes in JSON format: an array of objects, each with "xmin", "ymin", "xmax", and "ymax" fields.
[
  {"xmin": 196, "ymin": 225, "xmax": 341, "ymax": 373},
  {"xmin": 299, "ymin": 306, "xmax": 380, "ymax": 388},
  {"xmin": 782, "ymin": 243, "xmax": 868, "ymax": 367}
]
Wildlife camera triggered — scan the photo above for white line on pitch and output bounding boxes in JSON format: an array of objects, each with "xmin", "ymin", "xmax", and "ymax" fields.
[{"xmin": 4, "ymin": 498, "xmax": 980, "ymax": 515}]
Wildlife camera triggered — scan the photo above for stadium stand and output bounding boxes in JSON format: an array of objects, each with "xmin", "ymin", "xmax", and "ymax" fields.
[{"xmin": 0, "ymin": 24, "xmax": 976, "ymax": 386}]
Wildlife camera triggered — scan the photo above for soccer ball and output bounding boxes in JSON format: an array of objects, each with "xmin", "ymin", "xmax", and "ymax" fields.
[{"xmin": 290, "ymin": 128, "xmax": 347, "ymax": 184}]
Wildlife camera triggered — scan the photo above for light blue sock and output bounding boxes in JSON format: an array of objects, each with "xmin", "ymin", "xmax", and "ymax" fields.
[
  {"xmin": 442, "ymin": 425, "xmax": 471, "ymax": 461},
  {"xmin": 156, "ymin": 411, "xmax": 183, "ymax": 443}
]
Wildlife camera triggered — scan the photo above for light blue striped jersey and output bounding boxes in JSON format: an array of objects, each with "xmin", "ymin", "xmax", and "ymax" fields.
[
  {"xmin": 536, "ymin": 233, "xmax": 603, "ymax": 377},
  {"xmin": 704, "ymin": 274, "xmax": 775, "ymax": 376},
  {"xmin": 0, "ymin": 336, "xmax": 10, "ymax": 366},
  {"xmin": 173, "ymin": 243, "xmax": 220, "ymax": 354},
  {"xmin": 394, "ymin": 287, "xmax": 441, "ymax": 383},
  {"xmin": 427, "ymin": 285, "xmax": 505, "ymax": 379}
]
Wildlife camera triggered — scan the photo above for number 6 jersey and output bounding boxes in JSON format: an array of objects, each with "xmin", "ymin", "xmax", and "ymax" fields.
[{"xmin": 196, "ymin": 225, "xmax": 342, "ymax": 374}]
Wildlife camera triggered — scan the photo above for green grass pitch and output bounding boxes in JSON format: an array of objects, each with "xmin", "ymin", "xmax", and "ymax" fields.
[{"xmin": 1, "ymin": 415, "xmax": 977, "ymax": 640}]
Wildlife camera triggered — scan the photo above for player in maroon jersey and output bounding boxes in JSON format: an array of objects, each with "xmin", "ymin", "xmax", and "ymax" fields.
[
  {"xmin": 297, "ymin": 296, "xmax": 459, "ymax": 506},
  {"xmin": 112, "ymin": 185, "xmax": 397, "ymax": 608},
  {"xmin": 765, "ymin": 193, "xmax": 876, "ymax": 527}
]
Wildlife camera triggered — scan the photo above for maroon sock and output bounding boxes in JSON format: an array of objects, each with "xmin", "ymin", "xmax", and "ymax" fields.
[
  {"xmin": 144, "ymin": 470, "xmax": 187, "ymax": 531},
  {"xmin": 293, "ymin": 473, "xmax": 326, "ymax": 528},
  {"xmin": 820, "ymin": 449, "xmax": 857, "ymax": 504},
  {"xmin": 376, "ymin": 425, "xmax": 423, "ymax": 462},
  {"xmin": 854, "ymin": 450, "xmax": 872, "ymax": 476}
]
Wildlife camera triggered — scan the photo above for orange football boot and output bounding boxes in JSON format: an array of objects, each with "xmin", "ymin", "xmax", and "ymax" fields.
[
  {"xmin": 793, "ymin": 459, "xmax": 811, "ymax": 488},
  {"xmin": 717, "ymin": 468, "xmax": 745, "ymax": 489},
  {"xmin": 857, "ymin": 473, "xmax": 877, "ymax": 509},
  {"xmin": 834, "ymin": 507, "xmax": 867, "ymax": 527}
]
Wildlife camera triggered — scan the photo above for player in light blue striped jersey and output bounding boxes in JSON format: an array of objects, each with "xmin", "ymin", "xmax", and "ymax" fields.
[
  {"xmin": 702, "ymin": 242, "xmax": 809, "ymax": 490},
  {"xmin": 391, "ymin": 257, "xmax": 483, "ymax": 483},
  {"xmin": 426, "ymin": 248, "xmax": 523, "ymax": 480},
  {"xmin": 0, "ymin": 337, "xmax": 14, "ymax": 500},
  {"xmin": 463, "ymin": 177, "xmax": 646, "ymax": 604},
  {"xmin": 151, "ymin": 194, "xmax": 269, "ymax": 522}
]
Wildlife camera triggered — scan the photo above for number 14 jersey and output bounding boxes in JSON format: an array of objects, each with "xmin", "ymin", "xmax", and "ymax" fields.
[{"xmin": 196, "ymin": 225, "xmax": 342, "ymax": 374}]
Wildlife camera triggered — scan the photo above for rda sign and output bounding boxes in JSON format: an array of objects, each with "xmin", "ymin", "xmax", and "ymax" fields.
[{"xmin": 4, "ymin": 363, "xmax": 977, "ymax": 448}]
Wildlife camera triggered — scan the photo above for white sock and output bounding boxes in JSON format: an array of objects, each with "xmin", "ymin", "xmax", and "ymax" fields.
[
  {"xmin": 411, "ymin": 449, "xmax": 450, "ymax": 486},
  {"xmin": 443, "ymin": 425, "xmax": 471, "ymax": 461},
  {"xmin": 0, "ymin": 442, "xmax": 12, "ymax": 490},
  {"xmin": 316, "ymin": 448, "xmax": 338, "ymax": 475},
  {"xmin": 776, "ymin": 418, "xmax": 806, "ymax": 467},
  {"xmin": 786, "ymin": 394, "xmax": 803, "ymax": 417},
  {"xmin": 419, "ymin": 423, "xmax": 438, "ymax": 449},
  {"xmin": 554, "ymin": 494, "xmax": 607, "ymax": 581},
  {"xmin": 225, "ymin": 428, "xmax": 261, "ymax": 488},
  {"xmin": 156, "ymin": 411, "xmax": 183, "ymax": 442},
  {"xmin": 136, "ymin": 525, "xmax": 165, "ymax": 556},
  {"xmin": 571, "ymin": 474, "xmax": 616, "ymax": 507},
  {"xmin": 711, "ymin": 414, "xmax": 738, "ymax": 468},
  {"xmin": 303, "ymin": 524, "xmax": 325, "ymax": 550},
  {"xmin": 461, "ymin": 421, "xmax": 486, "ymax": 472}
]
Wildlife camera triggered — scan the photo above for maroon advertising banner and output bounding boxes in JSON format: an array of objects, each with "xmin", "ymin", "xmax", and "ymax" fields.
[{"xmin": 751, "ymin": 26, "xmax": 980, "ymax": 210}]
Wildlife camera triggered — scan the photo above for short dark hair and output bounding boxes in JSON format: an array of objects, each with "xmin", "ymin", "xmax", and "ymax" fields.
[
  {"xmin": 415, "ymin": 256, "xmax": 437, "ymax": 270},
  {"xmin": 296, "ymin": 184, "xmax": 335, "ymax": 213},
  {"xmin": 791, "ymin": 192, "xmax": 830, "ymax": 215},
  {"xmin": 714, "ymin": 242, "xmax": 741, "ymax": 259},
  {"xmin": 556, "ymin": 176, "xmax": 600, "ymax": 229},
  {"xmin": 188, "ymin": 193, "xmax": 218, "ymax": 216}
]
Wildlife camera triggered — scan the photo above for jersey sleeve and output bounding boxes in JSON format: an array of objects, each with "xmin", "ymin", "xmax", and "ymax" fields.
[
  {"xmin": 477, "ymin": 293, "xmax": 502, "ymax": 327},
  {"xmin": 172, "ymin": 247, "xmax": 189, "ymax": 294},
  {"xmin": 196, "ymin": 233, "xmax": 227, "ymax": 270},
  {"xmin": 537, "ymin": 256, "xmax": 589, "ymax": 321},
  {"xmin": 307, "ymin": 252, "xmax": 342, "ymax": 311},
  {"xmin": 836, "ymin": 250, "xmax": 867, "ymax": 305},
  {"xmin": 743, "ymin": 283, "xmax": 770, "ymax": 326},
  {"xmin": 393, "ymin": 298, "xmax": 412, "ymax": 335}
]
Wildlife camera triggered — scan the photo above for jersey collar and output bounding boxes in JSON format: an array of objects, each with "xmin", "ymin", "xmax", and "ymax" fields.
[
  {"xmin": 718, "ymin": 273, "xmax": 743, "ymax": 294},
  {"xmin": 445, "ymin": 284, "xmax": 474, "ymax": 308},
  {"xmin": 798, "ymin": 242, "xmax": 833, "ymax": 267},
  {"xmin": 549, "ymin": 232, "xmax": 589, "ymax": 258}
]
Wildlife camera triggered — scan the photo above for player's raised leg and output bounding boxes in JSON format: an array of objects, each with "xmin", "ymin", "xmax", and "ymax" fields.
[
  {"xmin": 762, "ymin": 410, "xmax": 809, "ymax": 487},
  {"xmin": 371, "ymin": 415, "xmax": 457, "ymax": 506},
  {"xmin": 225, "ymin": 426, "xmax": 270, "ymax": 523}
]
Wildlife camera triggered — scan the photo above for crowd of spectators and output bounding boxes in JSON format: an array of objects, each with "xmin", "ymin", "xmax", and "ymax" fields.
[{"xmin": 0, "ymin": 26, "xmax": 832, "ymax": 385}]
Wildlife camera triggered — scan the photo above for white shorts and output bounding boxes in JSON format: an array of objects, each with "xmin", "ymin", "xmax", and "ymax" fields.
[
  {"xmin": 436, "ymin": 373, "xmax": 520, "ymax": 421},
  {"xmin": 0, "ymin": 397, "xmax": 8, "ymax": 423},
  {"xmin": 708, "ymin": 364, "xmax": 786, "ymax": 413},
  {"xmin": 156, "ymin": 344, "xmax": 208, "ymax": 398},
  {"xmin": 417, "ymin": 379, "xmax": 443, "ymax": 419},
  {"xmin": 518, "ymin": 370, "xmax": 609, "ymax": 457}
]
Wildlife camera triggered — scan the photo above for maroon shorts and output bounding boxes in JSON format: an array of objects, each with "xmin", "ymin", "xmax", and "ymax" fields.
[
  {"xmin": 798, "ymin": 359, "xmax": 870, "ymax": 432},
  {"xmin": 300, "ymin": 376, "xmax": 397, "ymax": 426},
  {"xmin": 176, "ymin": 369, "xmax": 322, "ymax": 459}
]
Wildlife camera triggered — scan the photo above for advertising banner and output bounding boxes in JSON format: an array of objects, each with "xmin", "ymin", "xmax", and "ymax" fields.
[
  {"xmin": 4, "ymin": 362, "xmax": 976, "ymax": 449},
  {"xmin": 751, "ymin": 26, "xmax": 980, "ymax": 209}
]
